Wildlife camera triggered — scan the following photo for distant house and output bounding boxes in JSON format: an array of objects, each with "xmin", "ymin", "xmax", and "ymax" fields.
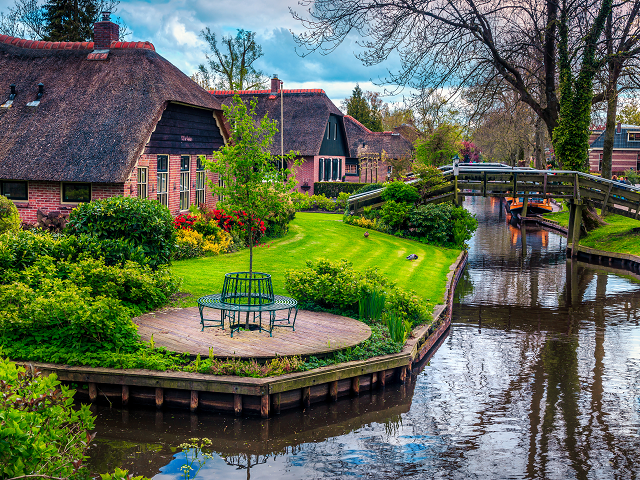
[
  {"xmin": 343, "ymin": 115, "xmax": 413, "ymax": 183},
  {"xmin": 0, "ymin": 13, "xmax": 228, "ymax": 224},
  {"xmin": 589, "ymin": 123, "xmax": 640, "ymax": 173},
  {"xmin": 211, "ymin": 79, "xmax": 414, "ymax": 194}
]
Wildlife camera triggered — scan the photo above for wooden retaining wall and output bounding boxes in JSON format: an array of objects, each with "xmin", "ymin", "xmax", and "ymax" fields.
[{"xmin": 29, "ymin": 251, "xmax": 468, "ymax": 418}]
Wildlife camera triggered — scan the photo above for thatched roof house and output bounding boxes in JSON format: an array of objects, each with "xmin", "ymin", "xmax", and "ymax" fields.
[{"xmin": 0, "ymin": 13, "xmax": 227, "ymax": 223}]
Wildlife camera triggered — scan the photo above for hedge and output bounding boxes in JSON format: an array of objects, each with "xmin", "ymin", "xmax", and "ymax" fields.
[{"xmin": 313, "ymin": 182, "xmax": 373, "ymax": 198}]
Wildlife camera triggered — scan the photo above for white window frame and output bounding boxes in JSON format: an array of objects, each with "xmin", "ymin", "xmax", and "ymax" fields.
[
  {"xmin": 157, "ymin": 155, "xmax": 168, "ymax": 207},
  {"xmin": 137, "ymin": 167, "xmax": 148, "ymax": 199},
  {"xmin": 196, "ymin": 156, "xmax": 206, "ymax": 206},
  {"xmin": 180, "ymin": 155, "xmax": 190, "ymax": 211}
]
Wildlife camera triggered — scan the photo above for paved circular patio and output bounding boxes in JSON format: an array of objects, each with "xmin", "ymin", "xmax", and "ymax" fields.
[{"xmin": 133, "ymin": 307, "xmax": 371, "ymax": 359}]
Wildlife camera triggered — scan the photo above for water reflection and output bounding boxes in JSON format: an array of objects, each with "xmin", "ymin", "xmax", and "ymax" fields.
[{"xmin": 88, "ymin": 197, "xmax": 640, "ymax": 479}]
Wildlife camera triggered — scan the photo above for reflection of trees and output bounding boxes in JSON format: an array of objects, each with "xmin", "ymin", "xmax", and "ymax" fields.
[{"xmin": 222, "ymin": 453, "xmax": 271, "ymax": 480}]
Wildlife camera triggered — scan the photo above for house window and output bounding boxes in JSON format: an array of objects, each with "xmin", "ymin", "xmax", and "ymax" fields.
[
  {"xmin": 1, "ymin": 181, "xmax": 28, "ymax": 200},
  {"xmin": 218, "ymin": 177, "xmax": 225, "ymax": 202},
  {"xmin": 196, "ymin": 156, "xmax": 206, "ymax": 207},
  {"xmin": 62, "ymin": 183, "xmax": 91, "ymax": 203},
  {"xmin": 157, "ymin": 155, "xmax": 168, "ymax": 206},
  {"xmin": 319, "ymin": 158, "xmax": 324, "ymax": 181},
  {"xmin": 180, "ymin": 155, "xmax": 190, "ymax": 211},
  {"xmin": 333, "ymin": 122, "xmax": 337, "ymax": 140},
  {"xmin": 637, "ymin": 152, "xmax": 640, "ymax": 171},
  {"xmin": 628, "ymin": 132, "xmax": 640, "ymax": 142},
  {"xmin": 599, "ymin": 154, "xmax": 603, "ymax": 172},
  {"xmin": 137, "ymin": 167, "xmax": 148, "ymax": 199},
  {"xmin": 387, "ymin": 165, "xmax": 393, "ymax": 175},
  {"xmin": 332, "ymin": 158, "xmax": 339, "ymax": 180},
  {"xmin": 326, "ymin": 123, "xmax": 330, "ymax": 140},
  {"xmin": 345, "ymin": 163, "xmax": 358, "ymax": 175}
]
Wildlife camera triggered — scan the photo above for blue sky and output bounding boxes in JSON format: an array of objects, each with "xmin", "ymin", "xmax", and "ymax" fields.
[{"xmin": 0, "ymin": 0, "xmax": 410, "ymax": 105}]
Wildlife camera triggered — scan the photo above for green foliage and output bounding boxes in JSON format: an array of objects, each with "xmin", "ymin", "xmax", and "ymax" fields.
[
  {"xmin": 359, "ymin": 288, "xmax": 385, "ymax": 321},
  {"xmin": 380, "ymin": 200, "xmax": 411, "ymax": 231},
  {"xmin": 617, "ymin": 99, "xmax": 640, "ymax": 126},
  {"xmin": 0, "ymin": 357, "xmax": 95, "ymax": 479},
  {"xmin": 177, "ymin": 438, "xmax": 214, "ymax": 480},
  {"xmin": 68, "ymin": 196, "xmax": 176, "ymax": 268},
  {"xmin": 43, "ymin": 0, "xmax": 98, "ymax": 42},
  {"xmin": 0, "ymin": 195, "xmax": 20, "ymax": 234},
  {"xmin": 342, "ymin": 84, "xmax": 383, "ymax": 132},
  {"xmin": 313, "ymin": 182, "xmax": 373, "ymax": 197},
  {"xmin": 285, "ymin": 258, "xmax": 430, "ymax": 324},
  {"xmin": 381, "ymin": 181, "xmax": 419, "ymax": 204},
  {"xmin": 206, "ymin": 96, "xmax": 302, "ymax": 273},
  {"xmin": 353, "ymin": 182, "xmax": 384, "ymax": 195},
  {"xmin": 384, "ymin": 312, "xmax": 411, "ymax": 344},
  {"xmin": 413, "ymin": 164, "xmax": 449, "ymax": 203},
  {"xmin": 624, "ymin": 169, "xmax": 639, "ymax": 185},
  {"xmin": 100, "ymin": 468, "xmax": 149, "ymax": 480},
  {"xmin": 336, "ymin": 192, "xmax": 351, "ymax": 211},
  {"xmin": 414, "ymin": 123, "xmax": 462, "ymax": 166},
  {"xmin": 407, "ymin": 203, "xmax": 477, "ymax": 248},
  {"xmin": 291, "ymin": 192, "xmax": 339, "ymax": 212}
]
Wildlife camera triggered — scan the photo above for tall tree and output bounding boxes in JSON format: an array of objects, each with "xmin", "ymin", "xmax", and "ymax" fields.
[
  {"xmin": 42, "ymin": 0, "xmax": 98, "ymax": 41},
  {"xmin": 198, "ymin": 28, "xmax": 268, "ymax": 91},
  {"xmin": 290, "ymin": 0, "xmax": 626, "ymax": 168}
]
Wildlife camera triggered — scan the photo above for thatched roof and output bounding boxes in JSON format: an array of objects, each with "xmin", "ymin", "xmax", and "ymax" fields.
[
  {"xmin": 0, "ymin": 35, "xmax": 224, "ymax": 183},
  {"xmin": 343, "ymin": 115, "xmax": 413, "ymax": 159},
  {"xmin": 210, "ymin": 89, "xmax": 343, "ymax": 156}
]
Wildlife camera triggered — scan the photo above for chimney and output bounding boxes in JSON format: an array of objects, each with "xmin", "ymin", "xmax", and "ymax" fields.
[
  {"xmin": 616, "ymin": 121, "xmax": 622, "ymax": 134},
  {"xmin": 271, "ymin": 74, "xmax": 280, "ymax": 94},
  {"xmin": 93, "ymin": 12, "xmax": 119, "ymax": 49}
]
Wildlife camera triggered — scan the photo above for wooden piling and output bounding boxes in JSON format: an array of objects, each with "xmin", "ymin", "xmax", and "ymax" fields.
[
  {"xmin": 329, "ymin": 381, "xmax": 338, "ymax": 402},
  {"xmin": 155, "ymin": 387, "xmax": 163, "ymax": 409},
  {"xmin": 234, "ymin": 394, "xmax": 242, "ymax": 416},
  {"xmin": 302, "ymin": 387, "xmax": 311, "ymax": 408},
  {"xmin": 121, "ymin": 385, "xmax": 129, "ymax": 406},
  {"xmin": 190, "ymin": 390, "xmax": 198, "ymax": 412},
  {"xmin": 88, "ymin": 382, "xmax": 97, "ymax": 402},
  {"xmin": 352, "ymin": 377, "xmax": 360, "ymax": 396},
  {"xmin": 261, "ymin": 394, "xmax": 269, "ymax": 418}
]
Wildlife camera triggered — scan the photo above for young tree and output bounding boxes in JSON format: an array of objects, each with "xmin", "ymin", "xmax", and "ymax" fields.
[
  {"xmin": 42, "ymin": 0, "xmax": 98, "ymax": 41},
  {"xmin": 198, "ymin": 28, "xmax": 268, "ymax": 90},
  {"xmin": 206, "ymin": 96, "xmax": 301, "ymax": 277},
  {"xmin": 415, "ymin": 123, "xmax": 462, "ymax": 167}
]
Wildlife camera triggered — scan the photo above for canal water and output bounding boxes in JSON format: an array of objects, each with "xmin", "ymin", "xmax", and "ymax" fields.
[{"xmin": 87, "ymin": 197, "xmax": 640, "ymax": 479}]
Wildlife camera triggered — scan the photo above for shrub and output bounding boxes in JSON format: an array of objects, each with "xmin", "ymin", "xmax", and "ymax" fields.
[
  {"xmin": 285, "ymin": 258, "xmax": 430, "ymax": 325},
  {"xmin": 291, "ymin": 191, "xmax": 312, "ymax": 210},
  {"xmin": 174, "ymin": 228, "xmax": 233, "ymax": 260},
  {"xmin": 0, "ymin": 196, "xmax": 20, "ymax": 234},
  {"xmin": 413, "ymin": 164, "xmax": 449, "ymax": 203},
  {"xmin": 353, "ymin": 182, "xmax": 384, "ymax": 195},
  {"xmin": 0, "ymin": 357, "xmax": 95, "ymax": 479},
  {"xmin": 174, "ymin": 213, "xmax": 198, "ymax": 230},
  {"xmin": 381, "ymin": 181, "xmax": 419, "ymax": 204},
  {"xmin": 407, "ymin": 203, "xmax": 477, "ymax": 248},
  {"xmin": 314, "ymin": 182, "xmax": 372, "ymax": 197},
  {"xmin": 336, "ymin": 191, "xmax": 351, "ymax": 211},
  {"xmin": 343, "ymin": 214, "xmax": 382, "ymax": 230},
  {"xmin": 380, "ymin": 200, "xmax": 411, "ymax": 231},
  {"xmin": 67, "ymin": 196, "xmax": 175, "ymax": 268}
]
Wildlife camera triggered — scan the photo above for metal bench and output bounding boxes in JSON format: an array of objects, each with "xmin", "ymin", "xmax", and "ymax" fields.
[{"xmin": 197, "ymin": 294, "xmax": 298, "ymax": 337}]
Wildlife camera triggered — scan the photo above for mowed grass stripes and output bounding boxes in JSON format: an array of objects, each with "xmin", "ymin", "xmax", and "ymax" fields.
[{"xmin": 171, "ymin": 212, "xmax": 461, "ymax": 309}]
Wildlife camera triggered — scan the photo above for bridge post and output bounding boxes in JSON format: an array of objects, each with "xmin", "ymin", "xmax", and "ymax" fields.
[
  {"xmin": 453, "ymin": 175, "xmax": 459, "ymax": 206},
  {"xmin": 567, "ymin": 201, "xmax": 583, "ymax": 257},
  {"xmin": 522, "ymin": 195, "xmax": 528, "ymax": 218}
]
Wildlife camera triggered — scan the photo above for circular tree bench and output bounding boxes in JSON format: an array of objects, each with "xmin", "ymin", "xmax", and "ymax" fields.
[{"xmin": 197, "ymin": 294, "xmax": 298, "ymax": 337}]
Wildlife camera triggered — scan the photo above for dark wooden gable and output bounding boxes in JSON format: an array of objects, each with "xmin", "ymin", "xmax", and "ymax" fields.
[
  {"xmin": 145, "ymin": 102, "xmax": 225, "ymax": 155},
  {"xmin": 318, "ymin": 114, "xmax": 348, "ymax": 156}
]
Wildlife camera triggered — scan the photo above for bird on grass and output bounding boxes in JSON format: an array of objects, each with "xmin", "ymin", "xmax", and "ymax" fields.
[
  {"xmin": 364, "ymin": 231, "xmax": 369, "ymax": 238},
  {"xmin": 407, "ymin": 254, "xmax": 418, "ymax": 260}
]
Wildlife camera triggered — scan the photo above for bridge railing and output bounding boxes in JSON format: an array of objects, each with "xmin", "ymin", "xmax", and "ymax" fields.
[{"xmin": 347, "ymin": 166, "xmax": 640, "ymax": 220}]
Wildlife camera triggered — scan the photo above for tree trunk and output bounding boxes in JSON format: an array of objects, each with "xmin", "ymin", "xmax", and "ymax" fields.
[
  {"xmin": 535, "ymin": 117, "xmax": 545, "ymax": 169},
  {"xmin": 601, "ymin": 81, "xmax": 617, "ymax": 180},
  {"xmin": 582, "ymin": 201, "xmax": 608, "ymax": 232}
]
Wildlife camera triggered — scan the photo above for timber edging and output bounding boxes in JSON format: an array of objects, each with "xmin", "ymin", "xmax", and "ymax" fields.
[{"xmin": 24, "ymin": 251, "xmax": 468, "ymax": 418}]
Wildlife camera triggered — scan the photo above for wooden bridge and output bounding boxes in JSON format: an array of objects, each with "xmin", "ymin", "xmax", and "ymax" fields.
[{"xmin": 347, "ymin": 166, "xmax": 640, "ymax": 251}]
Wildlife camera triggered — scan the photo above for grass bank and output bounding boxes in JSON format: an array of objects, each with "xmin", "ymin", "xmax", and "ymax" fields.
[
  {"xmin": 172, "ymin": 212, "xmax": 461, "ymax": 310},
  {"xmin": 543, "ymin": 210, "xmax": 640, "ymax": 256}
]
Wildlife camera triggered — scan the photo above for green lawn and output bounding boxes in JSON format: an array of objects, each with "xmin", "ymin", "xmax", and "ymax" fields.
[
  {"xmin": 544, "ymin": 210, "xmax": 640, "ymax": 256},
  {"xmin": 172, "ymin": 212, "xmax": 461, "ymax": 308}
]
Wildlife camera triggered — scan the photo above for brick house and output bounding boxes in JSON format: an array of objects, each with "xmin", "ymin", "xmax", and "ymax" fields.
[
  {"xmin": 211, "ymin": 78, "xmax": 414, "ymax": 195},
  {"xmin": 343, "ymin": 115, "xmax": 414, "ymax": 183},
  {"xmin": 0, "ymin": 13, "xmax": 228, "ymax": 224},
  {"xmin": 589, "ymin": 123, "xmax": 640, "ymax": 174}
]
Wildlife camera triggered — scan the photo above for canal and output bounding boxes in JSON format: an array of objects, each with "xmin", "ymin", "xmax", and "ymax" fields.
[{"xmin": 87, "ymin": 197, "xmax": 640, "ymax": 479}]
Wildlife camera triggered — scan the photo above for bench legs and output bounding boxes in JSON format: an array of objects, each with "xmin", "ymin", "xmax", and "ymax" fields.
[
  {"xmin": 229, "ymin": 310, "xmax": 265, "ymax": 338},
  {"xmin": 199, "ymin": 304, "xmax": 224, "ymax": 331},
  {"xmin": 268, "ymin": 306, "xmax": 298, "ymax": 337}
]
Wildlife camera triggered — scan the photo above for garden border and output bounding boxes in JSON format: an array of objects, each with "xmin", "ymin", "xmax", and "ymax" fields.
[{"xmin": 24, "ymin": 251, "xmax": 468, "ymax": 418}]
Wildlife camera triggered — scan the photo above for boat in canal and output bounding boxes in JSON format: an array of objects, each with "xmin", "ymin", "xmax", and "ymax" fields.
[{"xmin": 506, "ymin": 195, "xmax": 553, "ymax": 215}]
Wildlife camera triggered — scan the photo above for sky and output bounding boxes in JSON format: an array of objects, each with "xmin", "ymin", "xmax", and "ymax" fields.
[{"xmin": 0, "ymin": 0, "xmax": 410, "ymax": 106}]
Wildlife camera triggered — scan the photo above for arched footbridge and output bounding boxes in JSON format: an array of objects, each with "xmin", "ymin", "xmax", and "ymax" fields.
[{"xmin": 347, "ymin": 165, "xmax": 640, "ymax": 249}]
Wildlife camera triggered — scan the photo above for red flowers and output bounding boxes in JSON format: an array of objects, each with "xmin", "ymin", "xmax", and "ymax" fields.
[{"xmin": 173, "ymin": 213, "xmax": 198, "ymax": 230}]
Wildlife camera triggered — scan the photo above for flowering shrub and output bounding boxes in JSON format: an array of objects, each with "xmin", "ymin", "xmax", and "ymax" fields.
[
  {"xmin": 174, "ymin": 228, "xmax": 233, "ymax": 260},
  {"xmin": 343, "ymin": 215, "xmax": 382, "ymax": 230},
  {"xmin": 173, "ymin": 213, "xmax": 198, "ymax": 230}
]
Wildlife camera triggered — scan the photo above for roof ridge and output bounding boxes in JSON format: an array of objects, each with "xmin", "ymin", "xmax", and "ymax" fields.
[
  {"xmin": 0, "ymin": 35, "xmax": 154, "ymax": 51},
  {"xmin": 209, "ymin": 88, "xmax": 326, "ymax": 95}
]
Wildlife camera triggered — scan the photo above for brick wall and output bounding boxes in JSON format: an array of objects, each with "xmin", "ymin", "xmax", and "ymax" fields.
[
  {"xmin": 12, "ymin": 181, "xmax": 125, "ymax": 224},
  {"xmin": 589, "ymin": 149, "xmax": 640, "ymax": 173}
]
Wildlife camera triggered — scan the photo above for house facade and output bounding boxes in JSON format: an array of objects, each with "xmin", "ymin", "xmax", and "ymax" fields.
[
  {"xmin": 0, "ymin": 14, "xmax": 228, "ymax": 224},
  {"xmin": 589, "ymin": 123, "xmax": 640, "ymax": 174},
  {"xmin": 211, "ymin": 78, "xmax": 414, "ymax": 195}
]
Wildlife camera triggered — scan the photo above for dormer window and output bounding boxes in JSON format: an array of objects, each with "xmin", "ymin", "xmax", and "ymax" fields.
[{"xmin": 628, "ymin": 132, "xmax": 640, "ymax": 142}]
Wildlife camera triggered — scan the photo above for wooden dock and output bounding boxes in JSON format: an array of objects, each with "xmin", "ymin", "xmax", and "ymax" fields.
[
  {"xmin": 133, "ymin": 308, "xmax": 371, "ymax": 359},
  {"xmin": 28, "ymin": 251, "xmax": 468, "ymax": 418}
]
